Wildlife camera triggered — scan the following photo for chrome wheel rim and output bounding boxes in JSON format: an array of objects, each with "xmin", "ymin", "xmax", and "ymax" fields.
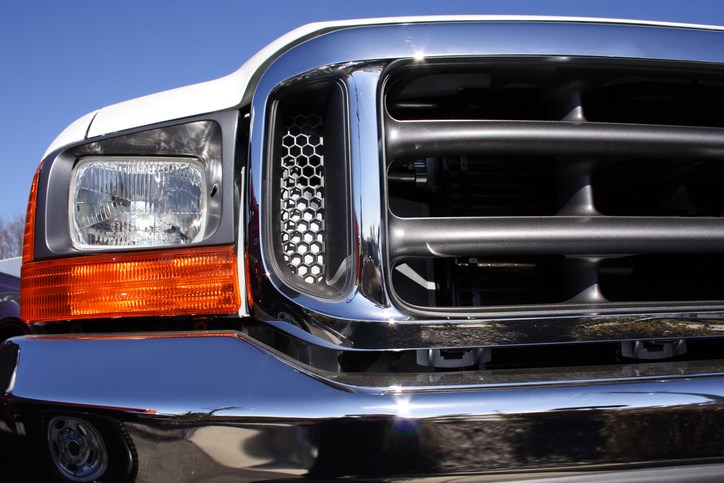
[{"xmin": 47, "ymin": 416, "xmax": 108, "ymax": 482}]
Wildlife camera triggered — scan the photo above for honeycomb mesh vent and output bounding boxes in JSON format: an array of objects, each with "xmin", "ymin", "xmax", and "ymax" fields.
[{"xmin": 280, "ymin": 114, "xmax": 326, "ymax": 283}]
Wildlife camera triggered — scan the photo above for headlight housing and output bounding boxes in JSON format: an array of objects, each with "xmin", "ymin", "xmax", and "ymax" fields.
[
  {"xmin": 21, "ymin": 114, "xmax": 243, "ymax": 322},
  {"xmin": 70, "ymin": 156, "xmax": 208, "ymax": 248}
]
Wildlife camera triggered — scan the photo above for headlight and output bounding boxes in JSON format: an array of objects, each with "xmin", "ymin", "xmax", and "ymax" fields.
[
  {"xmin": 21, "ymin": 115, "xmax": 242, "ymax": 323},
  {"xmin": 70, "ymin": 156, "xmax": 207, "ymax": 248}
]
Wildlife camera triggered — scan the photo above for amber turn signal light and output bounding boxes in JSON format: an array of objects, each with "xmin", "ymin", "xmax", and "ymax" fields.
[
  {"xmin": 21, "ymin": 246, "xmax": 240, "ymax": 322},
  {"xmin": 22, "ymin": 164, "xmax": 42, "ymax": 263}
]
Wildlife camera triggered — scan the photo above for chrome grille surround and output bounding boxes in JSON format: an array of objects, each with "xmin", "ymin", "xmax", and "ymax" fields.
[{"xmin": 247, "ymin": 19, "xmax": 724, "ymax": 350}]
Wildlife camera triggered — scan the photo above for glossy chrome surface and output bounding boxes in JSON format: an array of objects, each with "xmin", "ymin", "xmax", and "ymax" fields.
[
  {"xmin": 343, "ymin": 65, "xmax": 389, "ymax": 309},
  {"xmin": 263, "ymin": 311, "xmax": 724, "ymax": 350},
  {"xmin": 3, "ymin": 333, "xmax": 724, "ymax": 480},
  {"xmin": 245, "ymin": 19, "xmax": 724, "ymax": 349}
]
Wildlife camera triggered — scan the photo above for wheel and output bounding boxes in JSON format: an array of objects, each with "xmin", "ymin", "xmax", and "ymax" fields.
[{"xmin": 45, "ymin": 414, "xmax": 136, "ymax": 483}]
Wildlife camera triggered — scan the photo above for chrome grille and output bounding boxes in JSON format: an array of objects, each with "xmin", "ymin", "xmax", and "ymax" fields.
[
  {"xmin": 385, "ymin": 61, "xmax": 724, "ymax": 314},
  {"xmin": 248, "ymin": 21, "xmax": 724, "ymax": 349}
]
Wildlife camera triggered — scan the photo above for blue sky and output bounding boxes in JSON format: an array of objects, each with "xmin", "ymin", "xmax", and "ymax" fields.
[{"xmin": 2, "ymin": 0, "xmax": 724, "ymax": 220}]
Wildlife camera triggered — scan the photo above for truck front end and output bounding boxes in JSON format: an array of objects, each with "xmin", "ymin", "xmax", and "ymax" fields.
[{"xmin": 6, "ymin": 17, "xmax": 724, "ymax": 482}]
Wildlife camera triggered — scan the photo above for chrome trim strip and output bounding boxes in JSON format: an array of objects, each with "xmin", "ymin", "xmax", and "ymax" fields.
[
  {"xmin": 4, "ymin": 333, "xmax": 724, "ymax": 413},
  {"xmin": 237, "ymin": 166, "xmax": 249, "ymax": 316},
  {"xmin": 264, "ymin": 311, "xmax": 724, "ymax": 350},
  {"xmin": 344, "ymin": 65, "xmax": 390, "ymax": 308}
]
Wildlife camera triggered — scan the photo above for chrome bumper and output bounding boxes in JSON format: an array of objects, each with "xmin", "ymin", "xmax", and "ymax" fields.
[{"xmin": 2, "ymin": 333, "xmax": 724, "ymax": 482}]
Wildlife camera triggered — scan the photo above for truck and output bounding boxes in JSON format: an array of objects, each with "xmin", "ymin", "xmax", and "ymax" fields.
[{"xmin": 3, "ymin": 16, "xmax": 724, "ymax": 482}]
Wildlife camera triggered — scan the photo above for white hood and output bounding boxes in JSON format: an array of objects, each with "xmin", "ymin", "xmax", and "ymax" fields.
[{"xmin": 43, "ymin": 15, "xmax": 724, "ymax": 158}]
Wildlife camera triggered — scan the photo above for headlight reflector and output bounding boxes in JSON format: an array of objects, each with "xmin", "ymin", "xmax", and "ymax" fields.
[{"xmin": 70, "ymin": 156, "xmax": 207, "ymax": 248}]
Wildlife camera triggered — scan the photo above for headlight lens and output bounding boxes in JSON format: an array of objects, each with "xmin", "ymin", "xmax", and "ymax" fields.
[{"xmin": 70, "ymin": 156, "xmax": 207, "ymax": 248}]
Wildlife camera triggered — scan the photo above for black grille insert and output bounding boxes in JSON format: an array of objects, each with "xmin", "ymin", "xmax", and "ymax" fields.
[
  {"xmin": 599, "ymin": 255, "xmax": 724, "ymax": 302},
  {"xmin": 593, "ymin": 159, "xmax": 724, "ymax": 217},
  {"xmin": 585, "ymin": 78, "xmax": 724, "ymax": 127},
  {"xmin": 389, "ymin": 156, "xmax": 558, "ymax": 217},
  {"xmin": 268, "ymin": 80, "xmax": 351, "ymax": 297}
]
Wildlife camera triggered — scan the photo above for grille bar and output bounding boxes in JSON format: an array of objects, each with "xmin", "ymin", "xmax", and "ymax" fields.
[
  {"xmin": 389, "ymin": 216, "xmax": 724, "ymax": 261},
  {"xmin": 385, "ymin": 119, "xmax": 724, "ymax": 160}
]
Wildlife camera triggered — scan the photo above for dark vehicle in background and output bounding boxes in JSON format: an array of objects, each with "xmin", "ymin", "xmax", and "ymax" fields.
[
  {"xmin": 4, "ymin": 16, "xmax": 724, "ymax": 482},
  {"xmin": 0, "ymin": 258, "xmax": 23, "ymax": 342},
  {"xmin": 0, "ymin": 258, "xmax": 28, "ymax": 481}
]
